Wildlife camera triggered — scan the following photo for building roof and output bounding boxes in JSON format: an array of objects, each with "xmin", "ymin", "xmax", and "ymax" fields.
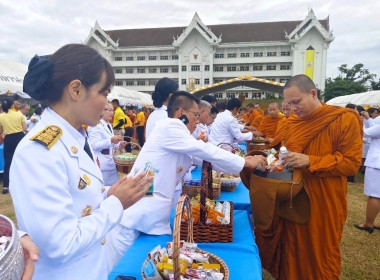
[{"xmin": 105, "ymin": 19, "xmax": 329, "ymax": 47}]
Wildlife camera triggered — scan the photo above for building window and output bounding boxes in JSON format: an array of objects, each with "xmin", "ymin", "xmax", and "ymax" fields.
[
  {"xmin": 267, "ymin": 52, "xmax": 277, "ymax": 57},
  {"xmin": 172, "ymin": 55, "xmax": 179, "ymax": 60},
  {"xmin": 253, "ymin": 65, "xmax": 263, "ymax": 71},
  {"xmin": 254, "ymin": 52, "xmax": 263, "ymax": 57},
  {"xmin": 241, "ymin": 53, "xmax": 250, "ymax": 58},
  {"xmin": 191, "ymin": 65, "xmax": 200, "ymax": 71},
  {"xmin": 280, "ymin": 64, "xmax": 291, "ymax": 70},
  {"xmin": 195, "ymin": 79, "xmax": 200, "ymax": 85},
  {"xmin": 214, "ymin": 79, "xmax": 223, "ymax": 83},
  {"xmin": 204, "ymin": 79, "xmax": 209, "ymax": 84},
  {"xmin": 137, "ymin": 56, "xmax": 146, "ymax": 60},
  {"xmin": 214, "ymin": 66, "xmax": 224, "ymax": 72},
  {"xmin": 137, "ymin": 80, "xmax": 146, "ymax": 86},
  {"xmin": 115, "ymin": 57, "xmax": 122, "ymax": 61},
  {"xmin": 149, "ymin": 80, "xmax": 158, "ymax": 86},
  {"xmin": 227, "ymin": 66, "xmax": 236, "ymax": 72},
  {"xmin": 226, "ymin": 92, "xmax": 235, "ymax": 99},
  {"xmin": 160, "ymin": 55, "xmax": 169, "ymax": 60},
  {"xmin": 115, "ymin": 80, "xmax": 123, "ymax": 86},
  {"xmin": 267, "ymin": 65, "xmax": 276, "ymax": 70},
  {"xmin": 149, "ymin": 56, "xmax": 157, "ymax": 60},
  {"xmin": 172, "ymin": 67, "xmax": 178, "ymax": 73},
  {"xmin": 126, "ymin": 80, "xmax": 134, "ymax": 86},
  {"xmin": 126, "ymin": 68, "xmax": 134, "ymax": 73},
  {"xmin": 115, "ymin": 68, "xmax": 123, "ymax": 74},
  {"xmin": 137, "ymin": 68, "xmax": 145, "ymax": 73},
  {"xmin": 228, "ymin": 53, "xmax": 237, "ymax": 58},
  {"xmin": 239, "ymin": 66, "xmax": 249, "ymax": 71},
  {"xmin": 160, "ymin": 67, "xmax": 169, "ymax": 73},
  {"xmin": 280, "ymin": 78, "xmax": 289, "ymax": 83},
  {"xmin": 268, "ymin": 78, "xmax": 276, "ymax": 82},
  {"xmin": 149, "ymin": 68, "xmax": 157, "ymax": 73},
  {"xmin": 182, "ymin": 79, "xmax": 186, "ymax": 85},
  {"xmin": 244, "ymin": 92, "xmax": 249, "ymax": 98},
  {"xmin": 215, "ymin": 53, "xmax": 224, "ymax": 58},
  {"xmin": 205, "ymin": 65, "xmax": 210, "ymax": 71},
  {"xmin": 281, "ymin": 51, "xmax": 291, "ymax": 56},
  {"xmin": 126, "ymin": 56, "xmax": 134, "ymax": 61},
  {"xmin": 182, "ymin": 66, "xmax": 187, "ymax": 72},
  {"xmin": 215, "ymin": 93, "xmax": 223, "ymax": 99}
]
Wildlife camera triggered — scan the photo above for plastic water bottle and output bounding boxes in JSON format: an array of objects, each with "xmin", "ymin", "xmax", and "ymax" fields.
[{"xmin": 278, "ymin": 146, "xmax": 290, "ymax": 160}]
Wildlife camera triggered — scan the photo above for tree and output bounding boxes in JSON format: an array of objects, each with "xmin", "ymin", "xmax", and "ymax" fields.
[
  {"xmin": 323, "ymin": 63, "xmax": 377, "ymax": 101},
  {"xmin": 371, "ymin": 78, "xmax": 380, "ymax": 90}
]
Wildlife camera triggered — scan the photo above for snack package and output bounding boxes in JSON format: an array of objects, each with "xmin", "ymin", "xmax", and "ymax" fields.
[
  {"xmin": 158, "ymin": 247, "xmax": 168, "ymax": 263},
  {"xmin": 134, "ymin": 161, "xmax": 159, "ymax": 196},
  {"xmin": 206, "ymin": 208, "xmax": 225, "ymax": 225},
  {"xmin": 166, "ymin": 242, "xmax": 173, "ymax": 257},
  {"xmin": 191, "ymin": 263, "xmax": 221, "ymax": 270},
  {"xmin": 143, "ymin": 259, "xmax": 164, "ymax": 280},
  {"xmin": 148, "ymin": 245, "xmax": 161, "ymax": 266}
]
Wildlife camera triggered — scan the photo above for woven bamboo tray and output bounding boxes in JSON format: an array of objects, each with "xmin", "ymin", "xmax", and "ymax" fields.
[
  {"xmin": 181, "ymin": 162, "xmax": 233, "ymax": 243},
  {"xmin": 220, "ymin": 174, "xmax": 241, "ymax": 192},
  {"xmin": 141, "ymin": 195, "xmax": 229, "ymax": 280}
]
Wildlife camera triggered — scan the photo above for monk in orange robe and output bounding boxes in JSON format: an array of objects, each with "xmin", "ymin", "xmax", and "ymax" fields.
[
  {"xmin": 257, "ymin": 102, "xmax": 285, "ymax": 140},
  {"xmin": 252, "ymin": 114, "xmax": 264, "ymax": 129},
  {"xmin": 268, "ymin": 101, "xmax": 293, "ymax": 148},
  {"xmin": 254, "ymin": 103, "xmax": 264, "ymax": 116},
  {"xmin": 255, "ymin": 75, "xmax": 362, "ymax": 280}
]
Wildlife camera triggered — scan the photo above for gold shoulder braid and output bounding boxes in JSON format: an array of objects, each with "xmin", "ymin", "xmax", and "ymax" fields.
[{"xmin": 30, "ymin": 125, "xmax": 62, "ymax": 149}]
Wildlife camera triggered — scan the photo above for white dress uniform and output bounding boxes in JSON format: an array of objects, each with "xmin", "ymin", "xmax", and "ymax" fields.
[
  {"xmin": 363, "ymin": 116, "xmax": 380, "ymax": 198},
  {"xmin": 363, "ymin": 118, "xmax": 375, "ymax": 158},
  {"xmin": 10, "ymin": 108, "xmax": 124, "ymax": 280},
  {"xmin": 107, "ymin": 118, "xmax": 245, "ymax": 264},
  {"xmin": 209, "ymin": 110, "xmax": 253, "ymax": 145},
  {"xmin": 192, "ymin": 123, "xmax": 209, "ymax": 141},
  {"xmin": 88, "ymin": 119, "xmax": 120, "ymax": 186},
  {"xmin": 145, "ymin": 105, "xmax": 167, "ymax": 139}
]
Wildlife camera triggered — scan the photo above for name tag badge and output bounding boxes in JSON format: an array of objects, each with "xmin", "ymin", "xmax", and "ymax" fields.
[{"xmin": 78, "ymin": 178, "xmax": 87, "ymax": 190}]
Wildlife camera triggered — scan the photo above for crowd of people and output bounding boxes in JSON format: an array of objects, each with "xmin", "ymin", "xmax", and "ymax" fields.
[{"xmin": 0, "ymin": 43, "xmax": 378, "ymax": 280}]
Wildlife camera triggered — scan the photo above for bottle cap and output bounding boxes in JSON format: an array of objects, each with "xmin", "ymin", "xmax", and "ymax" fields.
[{"xmin": 280, "ymin": 146, "xmax": 287, "ymax": 152}]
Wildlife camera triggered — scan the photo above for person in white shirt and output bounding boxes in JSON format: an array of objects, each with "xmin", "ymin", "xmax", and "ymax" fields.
[
  {"xmin": 209, "ymin": 98, "xmax": 262, "ymax": 145},
  {"xmin": 145, "ymin": 77, "xmax": 178, "ymax": 139},
  {"xmin": 27, "ymin": 106, "xmax": 43, "ymax": 132},
  {"xmin": 106, "ymin": 91, "xmax": 267, "ymax": 268},
  {"xmin": 88, "ymin": 103, "xmax": 127, "ymax": 185},
  {"xmin": 192, "ymin": 100, "xmax": 211, "ymax": 142}
]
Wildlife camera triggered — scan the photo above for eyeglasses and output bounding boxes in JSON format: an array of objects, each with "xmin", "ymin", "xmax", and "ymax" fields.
[{"xmin": 185, "ymin": 109, "xmax": 200, "ymax": 120}]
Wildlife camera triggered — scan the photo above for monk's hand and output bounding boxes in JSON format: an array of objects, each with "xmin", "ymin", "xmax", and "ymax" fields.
[
  {"xmin": 244, "ymin": 126, "xmax": 257, "ymax": 131},
  {"xmin": 20, "ymin": 235, "xmax": 39, "ymax": 280},
  {"xmin": 244, "ymin": 155, "xmax": 267, "ymax": 171},
  {"xmin": 267, "ymin": 138, "xmax": 274, "ymax": 143},
  {"xmin": 282, "ymin": 152, "xmax": 310, "ymax": 168},
  {"xmin": 108, "ymin": 173, "xmax": 154, "ymax": 209},
  {"xmin": 252, "ymin": 130, "xmax": 263, "ymax": 137}
]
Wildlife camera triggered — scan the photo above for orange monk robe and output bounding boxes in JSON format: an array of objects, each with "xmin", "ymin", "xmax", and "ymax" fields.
[
  {"xmin": 242, "ymin": 112, "xmax": 250, "ymax": 122},
  {"xmin": 267, "ymin": 117, "xmax": 287, "ymax": 148},
  {"xmin": 255, "ymin": 104, "xmax": 363, "ymax": 280},
  {"xmin": 258, "ymin": 109, "xmax": 264, "ymax": 116},
  {"xmin": 257, "ymin": 114, "xmax": 285, "ymax": 138},
  {"xmin": 251, "ymin": 114, "xmax": 264, "ymax": 129},
  {"xmin": 248, "ymin": 110, "xmax": 261, "ymax": 126}
]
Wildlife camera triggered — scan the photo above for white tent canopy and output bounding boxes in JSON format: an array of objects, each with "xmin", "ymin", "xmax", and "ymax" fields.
[
  {"xmin": 108, "ymin": 86, "xmax": 152, "ymax": 106},
  {"xmin": 0, "ymin": 60, "xmax": 31, "ymax": 98},
  {"xmin": 326, "ymin": 90, "xmax": 380, "ymax": 107}
]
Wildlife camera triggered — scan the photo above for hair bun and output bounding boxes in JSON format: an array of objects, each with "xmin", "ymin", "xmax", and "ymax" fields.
[
  {"xmin": 152, "ymin": 91, "xmax": 163, "ymax": 107},
  {"xmin": 23, "ymin": 55, "xmax": 54, "ymax": 100}
]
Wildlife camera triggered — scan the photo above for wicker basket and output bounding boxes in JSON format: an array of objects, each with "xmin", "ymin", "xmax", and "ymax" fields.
[
  {"xmin": 182, "ymin": 173, "xmax": 222, "ymax": 199},
  {"xmin": 220, "ymin": 173, "xmax": 241, "ymax": 192},
  {"xmin": 141, "ymin": 195, "xmax": 229, "ymax": 280},
  {"xmin": 246, "ymin": 140, "xmax": 269, "ymax": 153},
  {"xmin": 113, "ymin": 140, "xmax": 141, "ymax": 166},
  {"xmin": 181, "ymin": 162, "xmax": 233, "ymax": 243}
]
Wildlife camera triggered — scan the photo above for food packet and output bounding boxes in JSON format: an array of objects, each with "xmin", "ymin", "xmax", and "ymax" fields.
[
  {"xmin": 186, "ymin": 268, "xmax": 202, "ymax": 278},
  {"xmin": 191, "ymin": 263, "xmax": 221, "ymax": 270},
  {"xmin": 158, "ymin": 247, "xmax": 168, "ymax": 263},
  {"xmin": 148, "ymin": 245, "xmax": 161, "ymax": 266},
  {"xmin": 206, "ymin": 208, "xmax": 225, "ymax": 225},
  {"xmin": 192, "ymin": 252, "xmax": 209, "ymax": 263},
  {"xmin": 134, "ymin": 161, "xmax": 159, "ymax": 196},
  {"xmin": 201, "ymin": 270, "xmax": 224, "ymax": 280},
  {"xmin": 143, "ymin": 259, "xmax": 164, "ymax": 280},
  {"xmin": 167, "ymin": 242, "xmax": 173, "ymax": 257}
]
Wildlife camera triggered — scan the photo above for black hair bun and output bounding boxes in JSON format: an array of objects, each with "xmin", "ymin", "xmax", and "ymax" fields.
[{"xmin": 23, "ymin": 55, "xmax": 54, "ymax": 100}]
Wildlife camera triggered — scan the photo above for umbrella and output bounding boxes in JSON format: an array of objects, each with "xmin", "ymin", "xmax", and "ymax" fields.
[
  {"xmin": 0, "ymin": 60, "xmax": 30, "ymax": 97},
  {"xmin": 326, "ymin": 90, "xmax": 380, "ymax": 107},
  {"xmin": 108, "ymin": 86, "xmax": 153, "ymax": 106}
]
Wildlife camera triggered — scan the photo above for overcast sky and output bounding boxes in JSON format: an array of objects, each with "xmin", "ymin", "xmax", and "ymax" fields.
[{"xmin": 1, "ymin": 0, "xmax": 379, "ymax": 80}]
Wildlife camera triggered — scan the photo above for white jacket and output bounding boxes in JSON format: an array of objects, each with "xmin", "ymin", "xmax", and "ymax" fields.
[
  {"xmin": 10, "ymin": 108, "xmax": 123, "ymax": 280},
  {"xmin": 364, "ymin": 116, "xmax": 380, "ymax": 169},
  {"xmin": 120, "ymin": 118, "xmax": 245, "ymax": 234}
]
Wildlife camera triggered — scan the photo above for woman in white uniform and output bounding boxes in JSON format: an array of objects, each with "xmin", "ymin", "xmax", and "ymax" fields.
[
  {"xmin": 88, "ymin": 102, "xmax": 126, "ymax": 185},
  {"xmin": 10, "ymin": 44, "xmax": 152, "ymax": 280},
  {"xmin": 355, "ymin": 112, "xmax": 380, "ymax": 233}
]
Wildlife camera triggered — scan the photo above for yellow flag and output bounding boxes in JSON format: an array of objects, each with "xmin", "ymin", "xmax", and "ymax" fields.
[{"xmin": 305, "ymin": 48, "xmax": 315, "ymax": 80}]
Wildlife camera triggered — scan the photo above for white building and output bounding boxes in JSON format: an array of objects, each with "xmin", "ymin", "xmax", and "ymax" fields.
[{"xmin": 84, "ymin": 10, "xmax": 333, "ymax": 99}]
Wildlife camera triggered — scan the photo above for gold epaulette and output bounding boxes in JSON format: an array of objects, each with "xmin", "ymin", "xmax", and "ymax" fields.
[{"xmin": 30, "ymin": 125, "xmax": 62, "ymax": 149}]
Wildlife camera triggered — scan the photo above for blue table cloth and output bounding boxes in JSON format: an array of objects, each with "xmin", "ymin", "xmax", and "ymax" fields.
[
  {"xmin": 0, "ymin": 144, "xmax": 4, "ymax": 173},
  {"xmin": 108, "ymin": 210, "xmax": 262, "ymax": 280}
]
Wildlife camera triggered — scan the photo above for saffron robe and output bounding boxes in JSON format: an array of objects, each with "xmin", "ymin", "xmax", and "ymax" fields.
[
  {"xmin": 255, "ymin": 104, "xmax": 362, "ymax": 280},
  {"xmin": 257, "ymin": 115, "xmax": 285, "ymax": 138}
]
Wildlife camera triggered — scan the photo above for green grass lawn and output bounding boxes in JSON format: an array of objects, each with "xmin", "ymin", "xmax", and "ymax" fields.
[{"xmin": 1, "ymin": 173, "xmax": 379, "ymax": 279}]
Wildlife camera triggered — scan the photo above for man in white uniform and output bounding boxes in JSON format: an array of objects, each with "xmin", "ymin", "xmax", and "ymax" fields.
[
  {"xmin": 88, "ymin": 103, "xmax": 127, "ymax": 185},
  {"xmin": 107, "ymin": 91, "xmax": 267, "ymax": 268},
  {"xmin": 209, "ymin": 98, "xmax": 262, "ymax": 145}
]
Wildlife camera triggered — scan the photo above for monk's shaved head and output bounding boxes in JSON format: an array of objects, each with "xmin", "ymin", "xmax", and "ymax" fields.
[
  {"xmin": 268, "ymin": 102, "xmax": 280, "ymax": 118},
  {"xmin": 269, "ymin": 102, "xmax": 280, "ymax": 109},
  {"xmin": 284, "ymin": 74, "xmax": 316, "ymax": 94},
  {"xmin": 281, "ymin": 101, "xmax": 292, "ymax": 118}
]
